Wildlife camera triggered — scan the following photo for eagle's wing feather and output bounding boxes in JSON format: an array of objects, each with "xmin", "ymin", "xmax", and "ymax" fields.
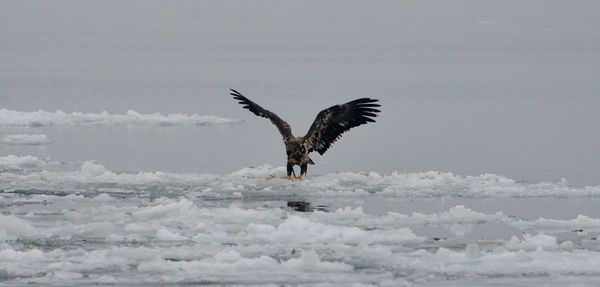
[
  {"xmin": 303, "ymin": 98, "xmax": 380, "ymax": 155},
  {"xmin": 230, "ymin": 89, "xmax": 294, "ymax": 143}
]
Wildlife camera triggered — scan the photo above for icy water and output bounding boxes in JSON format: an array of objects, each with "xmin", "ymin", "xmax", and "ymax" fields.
[
  {"xmin": 2, "ymin": 160, "xmax": 600, "ymax": 286},
  {"xmin": 3, "ymin": 0, "xmax": 600, "ymax": 285}
]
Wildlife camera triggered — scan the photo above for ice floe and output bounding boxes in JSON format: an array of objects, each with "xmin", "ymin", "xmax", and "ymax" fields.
[
  {"xmin": 0, "ymin": 193, "xmax": 599, "ymax": 285},
  {"xmin": 504, "ymin": 233, "xmax": 568, "ymax": 251},
  {"xmin": 2, "ymin": 161, "xmax": 600, "ymax": 198},
  {"xmin": 2, "ymin": 160, "xmax": 600, "ymax": 285},
  {"xmin": 0, "ymin": 155, "xmax": 47, "ymax": 172},
  {"xmin": 0, "ymin": 108, "xmax": 242, "ymax": 127},
  {"xmin": 3, "ymin": 134, "xmax": 51, "ymax": 145},
  {"xmin": 0, "ymin": 215, "xmax": 36, "ymax": 239}
]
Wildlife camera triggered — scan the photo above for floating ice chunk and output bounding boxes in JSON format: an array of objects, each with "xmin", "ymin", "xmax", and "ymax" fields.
[
  {"xmin": 269, "ymin": 215, "xmax": 364, "ymax": 244},
  {"xmin": 0, "ymin": 155, "xmax": 46, "ymax": 172},
  {"xmin": 367, "ymin": 171, "xmax": 382, "ymax": 179},
  {"xmin": 3, "ymin": 134, "xmax": 50, "ymax": 145},
  {"xmin": 330, "ymin": 206, "xmax": 367, "ymax": 221},
  {"xmin": 505, "ymin": 233, "xmax": 560, "ymax": 250},
  {"xmin": 219, "ymin": 182, "xmax": 244, "ymax": 191},
  {"xmin": 437, "ymin": 205, "xmax": 502, "ymax": 224},
  {"xmin": 80, "ymin": 161, "xmax": 112, "ymax": 178},
  {"xmin": 230, "ymin": 164, "xmax": 287, "ymax": 179},
  {"xmin": 522, "ymin": 233, "xmax": 559, "ymax": 249},
  {"xmin": 92, "ymin": 193, "xmax": 114, "ymax": 201},
  {"xmin": 409, "ymin": 247, "xmax": 600, "ymax": 278},
  {"xmin": 246, "ymin": 215, "xmax": 422, "ymax": 245},
  {"xmin": 0, "ymin": 108, "xmax": 242, "ymax": 127},
  {"xmin": 282, "ymin": 250, "xmax": 353, "ymax": 272},
  {"xmin": 132, "ymin": 198, "xmax": 194, "ymax": 219},
  {"xmin": 87, "ymin": 274, "xmax": 116, "ymax": 284},
  {"xmin": 0, "ymin": 248, "xmax": 44, "ymax": 261},
  {"xmin": 214, "ymin": 250, "xmax": 243, "ymax": 263},
  {"xmin": 0, "ymin": 215, "xmax": 36, "ymax": 239},
  {"xmin": 48, "ymin": 271, "xmax": 84, "ymax": 280},
  {"xmin": 124, "ymin": 223, "xmax": 154, "ymax": 233},
  {"xmin": 156, "ymin": 228, "xmax": 188, "ymax": 241},
  {"xmin": 137, "ymin": 249, "xmax": 351, "ymax": 280},
  {"xmin": 212, "ymin": 254, "xmax": 281, "ymax": 272},
  {"xmin": 64, "ymin": 194, "xmax": 84, "ymax": 200}
]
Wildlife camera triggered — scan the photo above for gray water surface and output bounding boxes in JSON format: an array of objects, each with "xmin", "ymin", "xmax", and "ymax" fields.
[{"xmin": 2, "ymin": 0, "xmax": 600, "ymax": 185}]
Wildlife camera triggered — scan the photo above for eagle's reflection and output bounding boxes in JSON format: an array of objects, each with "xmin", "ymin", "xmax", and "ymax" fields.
[{"xmin": 287, "ymin": 201, "xmax": 331, "ymax": 213}]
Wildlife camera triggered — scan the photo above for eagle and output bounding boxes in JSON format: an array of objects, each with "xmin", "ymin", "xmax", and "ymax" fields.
[{"xmin": 231, "ymin": 89, "xmax": 381, "ymax": 180}]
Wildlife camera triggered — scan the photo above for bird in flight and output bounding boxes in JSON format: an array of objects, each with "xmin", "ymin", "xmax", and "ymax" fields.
[{"xmin": 231, "ymin": 89, "xmax": 381, "ymax": 180}]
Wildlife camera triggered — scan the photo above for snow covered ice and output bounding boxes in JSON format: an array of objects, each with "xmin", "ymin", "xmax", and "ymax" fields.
[{"xmin": 2, "ymin": 160, "xmax": 600, "ymax": 285}]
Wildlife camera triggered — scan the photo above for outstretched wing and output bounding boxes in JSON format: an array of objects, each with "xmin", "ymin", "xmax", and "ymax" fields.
[
  {"xmin": 303, "ymin": 98, "xmax": 380, "ymax": 155},
  {"xmin": 230, "ymin": 89, "xmax": 294, "ymax": 143}
]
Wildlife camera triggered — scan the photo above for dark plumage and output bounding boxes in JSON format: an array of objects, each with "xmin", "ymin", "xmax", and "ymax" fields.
[{"xmin": 231, "ymin": 89, "xmax": 380, "ymax": 180}]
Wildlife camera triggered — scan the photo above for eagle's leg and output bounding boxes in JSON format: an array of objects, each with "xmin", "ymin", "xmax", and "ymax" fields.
[
  {"xmin": 296, "ymin": 163, "xmax": 307, "ymax": 180},
  {"xmin": 287, "ymin": 162, "xmax": 294, "ymax": 180}
]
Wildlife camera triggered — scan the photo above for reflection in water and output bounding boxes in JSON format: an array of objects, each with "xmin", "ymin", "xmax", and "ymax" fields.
[{"xmin": 287, "ymin": 201, "xmax": 331, "ymax": 213}]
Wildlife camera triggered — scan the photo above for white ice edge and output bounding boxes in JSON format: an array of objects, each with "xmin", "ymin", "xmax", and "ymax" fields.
[
  {"xmin": 0, "ymin": 108, "xmax": 242, "ymax": 127},
  {"xmin": 3, "ymin": 134, "xmax": 51, "ymax": 145},
  {"xmin": 2, "ymin": 157, "xmax": 599, "ymax": 198}
]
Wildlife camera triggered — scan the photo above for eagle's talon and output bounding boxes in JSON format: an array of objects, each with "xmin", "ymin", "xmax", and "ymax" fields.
[
  {"xmin": 295, "ymin": 176, "xmax": 303, "ymax": 180},
  {"xmin": 287, "ymin": 176, "xmax": 292, "ymax": 180}
]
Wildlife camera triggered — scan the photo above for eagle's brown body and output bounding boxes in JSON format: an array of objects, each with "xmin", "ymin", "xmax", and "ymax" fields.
[{"xmin": 231, "ymin": 89, "xmax": 380, "ymax": 180}]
